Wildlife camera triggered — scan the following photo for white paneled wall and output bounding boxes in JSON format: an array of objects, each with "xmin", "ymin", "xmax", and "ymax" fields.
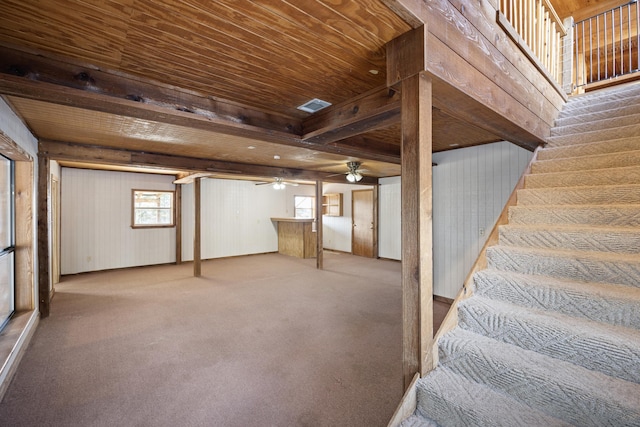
[
  {"xmin": 378, "ymin": 176, "xmax": 401, "ymax": 260},
  {"xmin": 60, "ymin": 168, "xmax": 176, "ymax": 274},
  {"xmin": 321, "ymin": 183, "xmax": 372, "ymax": 253},
  {"xmin": 375, "ymin": 142, "xmax": 533, "ymax": 299},
  {"xmin": 432, "ymin": 141, "xmax": 533, "ymax": 298},
  {"xmin": 181, "ymin": 178, "xmax": 292, "ymax": 261},
  {"xmin": 59, "ymin": 140, "xmax": 530, "ymax": 287},
  {"xmin": 0, "ymin": 99, "xmax": 38, "ymax": 153}
]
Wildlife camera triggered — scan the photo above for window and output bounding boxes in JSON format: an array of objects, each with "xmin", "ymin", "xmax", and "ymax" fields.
[
  {"xmin": 0, "ymin": 154, "xmax": 14, "ymax": 331},
  {"xmin": 132, "ymin": 190, "xmax": 175, "ymax": 228},
  {"xmin": 294, "ymin": 196, "xmax": 315, "ymax": 219}
]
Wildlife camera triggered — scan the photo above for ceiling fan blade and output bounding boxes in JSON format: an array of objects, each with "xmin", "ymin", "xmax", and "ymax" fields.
[
  {"xmin": 324, "ymin": 172, "xmax": 347, "ymax": 178},
  {"xmin": 173, "ymin": 172, "xmax": 217, "ymax": 184}
]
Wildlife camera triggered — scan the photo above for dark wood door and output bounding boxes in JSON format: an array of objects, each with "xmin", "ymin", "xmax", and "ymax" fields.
[{"xmin": 352, "ymin": 189, "xmax": 375, "ymax": 258}]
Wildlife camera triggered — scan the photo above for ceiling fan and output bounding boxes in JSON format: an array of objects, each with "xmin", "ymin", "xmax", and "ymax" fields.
[
  {"xmin": 255, "ymin": 177, "xmax": 299, "ymax": 189},
  {"xmin": 345, "ymin": 161, "xmax": 364, "ymax": 182}
]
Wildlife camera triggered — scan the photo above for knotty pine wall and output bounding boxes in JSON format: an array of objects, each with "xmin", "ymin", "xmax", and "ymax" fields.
[
  {"xmin": 377, "ymin": 141, "xmax": 533, "ymax": 299},
  {"xmin": 60, "ymin": 168, "xmax": 176, "ymax": 274}
]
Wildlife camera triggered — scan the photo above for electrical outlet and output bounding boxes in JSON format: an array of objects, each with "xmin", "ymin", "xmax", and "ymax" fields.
[{"xmin": 479, "ymin": 228, "xmax": 485, "ymax": 236}]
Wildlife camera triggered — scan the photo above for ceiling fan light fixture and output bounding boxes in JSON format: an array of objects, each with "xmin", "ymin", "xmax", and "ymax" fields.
[
  {"xmin": 346, "ymin": 161, "xmax": 363, "ymax": 182},
  {"xmin": 272, "ymin": 177, "xmax": 285, "ymax": 190}
]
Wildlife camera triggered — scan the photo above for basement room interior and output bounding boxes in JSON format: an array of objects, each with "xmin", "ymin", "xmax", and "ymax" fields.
[{"xmin": 0, "ymin": 0, "xmax": 639, "ymax": 425}]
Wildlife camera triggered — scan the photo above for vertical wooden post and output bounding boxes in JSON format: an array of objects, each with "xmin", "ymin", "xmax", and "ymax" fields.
[
  {"xmin": 372, "ymin": 184, "xmax": 379, "ymax": 259},
  {"xmin": 401, "ymin": 72, "xmax": 434, "ymax": 390},
  {"xmin": 194, "ymin": 177, "xmax": 201, "ymax": 277},
  {"xmin": 175, "ymin": 183, "xmax": 182, "ymax": 265},
  {"xmin": 37, "ymin": 155, "xmax": 50, "ymax": 317},
  {"xmin": 387, "ymin": 24, "xmax": 434, "ymax": 391},
  {"xmin": 315, "ymin": 180, "xmax": 323, "ymax": 269},
  {"xmin": 15, "ymin": 161, "xmax": 34, "ymax": 311}
]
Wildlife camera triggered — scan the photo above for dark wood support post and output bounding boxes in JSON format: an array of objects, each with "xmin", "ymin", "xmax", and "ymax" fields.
[
  {"xmin": 175, "ymin": 183, "xmax": 182, "ymax": 265},
  {"xmin": 315, "ymin": 180, "xmax": 323, "ymax": 269},
  {"xmin": 37, "ymin": 155, "xmax": 50, "ymax": 317},
  {"xmin": 400, "ymin": 72, "xmax": 434, "ymax": 389},
  {"xmin": 388, "ymin": 25, "xmax": 434, "ymax": 390},
  {"xmin": 194, "ymin": 177, "xmax": 201, "ymax": 277}
]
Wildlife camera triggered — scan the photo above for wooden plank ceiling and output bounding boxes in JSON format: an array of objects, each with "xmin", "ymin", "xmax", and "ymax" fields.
[{"xmin": 0, "ymin": 0, "xmax": 568, "ymax": 181}]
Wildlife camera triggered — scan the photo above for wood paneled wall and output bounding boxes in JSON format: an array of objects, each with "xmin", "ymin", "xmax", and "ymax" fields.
[
  {"xmin": 376, "ymin": 142, "xmax": 532, "ymax": 299},
  {"xmin": 60, "ymin": 169, "xmax": 176, "ymax": 274},
  {"xmin": 180, "ymin": 179, "xmax": 290, "ymax": 261},
  {"xmin": 58, "ymin": 141, "xmax": 529, "ymax": 285},
  {"xmin": 432, "ymin": 141, "xmax": 533, "ymax": 299},
  {"xmin": 378, "ymin": 176, "xmax": 401, "ymax": 260}
]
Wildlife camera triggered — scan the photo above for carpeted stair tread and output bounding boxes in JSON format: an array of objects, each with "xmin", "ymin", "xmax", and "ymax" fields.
[
  {"xmin": 559, "ymin": 93, "xmax": 640, "ymax": 117},
  {"xmin": 413, "ymin": 367, "xmax": 572, "ymax": 427},
  {"xmin": 546, "ymin": 123, "xmax": 640, "ymax": 147},
  {"xmin": 551, "ymin": 112, "xmax": 640, "ymax": 136},
  {"xmin": 531, "ymin": 150, "xmax": 640, "ymax": 174},
  {"xmin": 485, "ymin": 245, "xmax": 640, "ymax": 287},
  {"xmin": 498, "ymin": 223, "xmax": 640, "ymax": 254},
  {"xmin": 537, "ymin": 137, "xmax": 640, "ymax": 160},
  {"xmin": 472, "ymin": 270, "xmax": 640, "ymax": 329},
  {"xmin": 558, "ymin": 82, "xmax": 640, "ymax": 114},
  {"xmin": 438, "ymin": 329, "xmax": 640, "ymax": 427},
  {"xmin": 517, "ymin": 184, "xmax": 640, "ymax": 205},
  {"xmin": 524, "ymin": 165, "xmax": 640, "ymax": 188},
  {"xmin": 508, "ymin": 204, "xmax": 640, "ymax": 227},
  {"xmin": 399, "ymin": 414, "xmax": 440, "ymax": 427},
  {"xmin": 457, "ymin": 296, "xmax": 640, "ymax": 383},
  {"xmin": 554, "ymin": 103, "xmax": 640, "ymax": 127}
]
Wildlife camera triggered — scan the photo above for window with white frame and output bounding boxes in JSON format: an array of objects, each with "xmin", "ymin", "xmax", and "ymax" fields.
[
  {"xmin": 132, "ymin": 190, "xmax": 175, "ymax": 228},
  {"xmin": 294, "ymin": 195, "xmax": 315, "ymax": 219}
]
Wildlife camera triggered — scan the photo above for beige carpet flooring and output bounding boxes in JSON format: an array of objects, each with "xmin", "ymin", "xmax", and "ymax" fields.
[{"xmin": 0, "ymin": 252, "xmax": 449, "ymax": 427}]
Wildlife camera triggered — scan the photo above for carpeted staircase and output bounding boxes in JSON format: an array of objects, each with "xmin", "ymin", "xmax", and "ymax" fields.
[{"xmin": 399, "ymin": 82, "xmax": 640, "ymax": 426}]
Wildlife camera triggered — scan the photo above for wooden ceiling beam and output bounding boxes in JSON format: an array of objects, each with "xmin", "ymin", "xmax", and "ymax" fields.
[
  {"xmin": 0, "ymin": 45, "xmax": 301, "ymax": 136},
  {"xmin": 39, "ymin": 140, "xmax": 378, "ymax": 185},
  {"xmin": 0, "ymin": 46, "xmax": 400, "ymax": 163},
  {"xmin": 327, "ymin": 135, "xmax": 400, "ymax": 163},
  {"xmin": 301, "ymin": 86, "xmax": 401, "ymax": 145}
]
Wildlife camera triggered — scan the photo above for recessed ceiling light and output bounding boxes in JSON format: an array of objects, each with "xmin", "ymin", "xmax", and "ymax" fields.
[
  {"xmin": 449, "ymin": 143, "xmax": 460, "ymax": 147},
  {"xmin": 248, "ymin": 146, "xmax": 256, "ymax": 150},
  {"xmin": 369, "ymin": 69, "xmax": 379, "ymax": 75},
  {"xmin": 297, "ymin": 98, "xmax": 331, "ymax": 113},
  {"xmin": 274, "ymin": 155, "xmax": 280, "ymax": 160}
]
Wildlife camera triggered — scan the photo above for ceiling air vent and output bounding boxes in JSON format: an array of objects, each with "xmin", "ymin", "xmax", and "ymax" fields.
[{"xmin": 297, "ymin": 98, "xmax": 331, "ymax": 113}]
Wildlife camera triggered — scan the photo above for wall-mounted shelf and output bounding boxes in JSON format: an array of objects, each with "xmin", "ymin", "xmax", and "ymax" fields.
[{"xmin": 322, "ymin": 193, "xmax": 343, "ymax": 216}]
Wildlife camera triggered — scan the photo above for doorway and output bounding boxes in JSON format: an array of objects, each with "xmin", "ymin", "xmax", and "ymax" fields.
[
  {"xmin": 51, "ymin": 176, "xmax": 60, "ymax": 291},
  {"xmin": 351, "ymin": 189, "xmax": 376, "ymax": 258}
]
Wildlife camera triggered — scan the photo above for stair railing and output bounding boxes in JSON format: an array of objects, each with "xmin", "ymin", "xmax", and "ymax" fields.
[
  {"xmin": 573, "ymin": 0, "xmax": 640, "ymax": 89},
  {"xmin": 498, "ymin": 0, "xmax": 567, "ymax": 86}
]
